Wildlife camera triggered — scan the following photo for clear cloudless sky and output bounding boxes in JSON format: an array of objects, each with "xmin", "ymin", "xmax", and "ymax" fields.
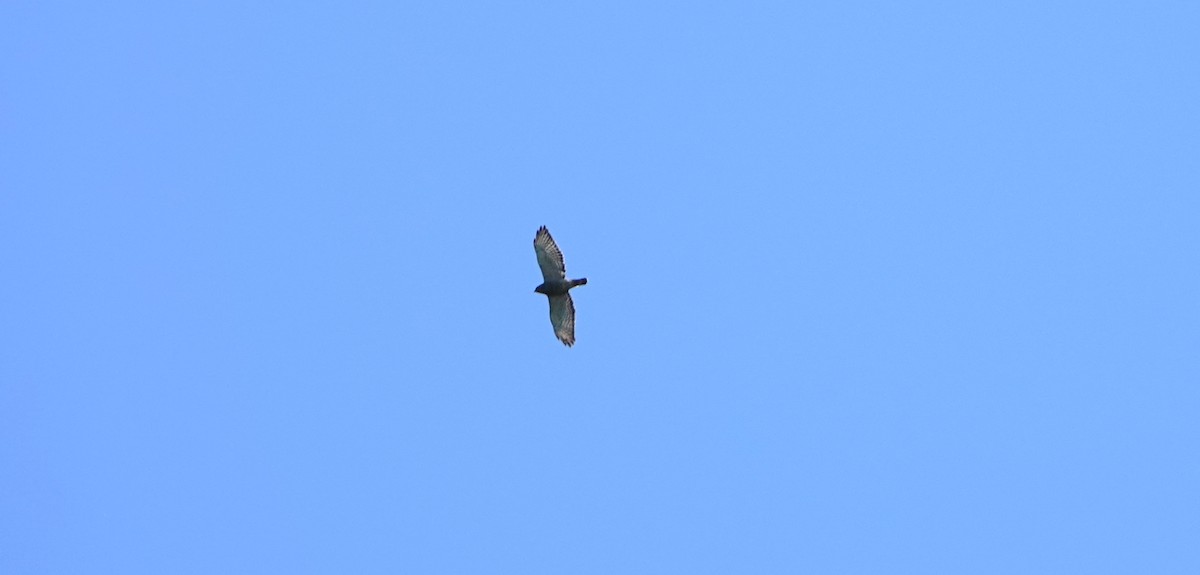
[{"xmin": 2, "ymin": 2, "xmax": 1198, "ymax": 573}]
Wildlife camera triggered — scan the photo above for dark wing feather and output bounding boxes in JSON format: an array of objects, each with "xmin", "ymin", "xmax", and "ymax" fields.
[
  {"xmin": 548, "ymin": 293, "xmax": 576, "ymax": 347},
  {"xmin": 533, "ymin": 226, "xmax": 567, "ymax": 282}
]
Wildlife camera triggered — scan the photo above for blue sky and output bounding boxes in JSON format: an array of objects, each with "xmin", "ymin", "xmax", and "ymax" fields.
[{"xmin": 2, "ymin": 2, "xmax": 1198, "ymax": 573}]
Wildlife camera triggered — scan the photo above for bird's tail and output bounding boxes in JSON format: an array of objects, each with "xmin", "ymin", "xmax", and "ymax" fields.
[{"xmin": 572, "ymin": 278, "xmax": 588, "ymax": 287}]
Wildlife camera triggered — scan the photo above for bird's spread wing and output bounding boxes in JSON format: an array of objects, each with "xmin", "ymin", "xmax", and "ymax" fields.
[
  {"xmin": 548, "ymin": 294, "xmax": 576, "ymax": 347},
  {"xmin": 534, "ymin": 226, "xmax": 566, "ymax": 282}
]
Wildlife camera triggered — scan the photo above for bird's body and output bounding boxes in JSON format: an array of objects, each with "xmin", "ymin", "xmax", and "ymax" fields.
[
  {"xmin": 532, "ymin": 226, "xmax": 587, "ymax": 346},
  {"xmin": 534, "ymin": 277, "xmax": 587, "ymax": 297}
]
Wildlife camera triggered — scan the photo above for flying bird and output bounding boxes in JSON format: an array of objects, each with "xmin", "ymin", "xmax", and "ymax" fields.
[{"xmin": 533, "ymin": 226, "xmax": 588, "ymax": 346}]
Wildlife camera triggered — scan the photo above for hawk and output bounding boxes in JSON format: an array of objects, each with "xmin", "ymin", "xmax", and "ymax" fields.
[{"xmin": 533, "ymin": 226, "xmax": 588, "ymax": 346}]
